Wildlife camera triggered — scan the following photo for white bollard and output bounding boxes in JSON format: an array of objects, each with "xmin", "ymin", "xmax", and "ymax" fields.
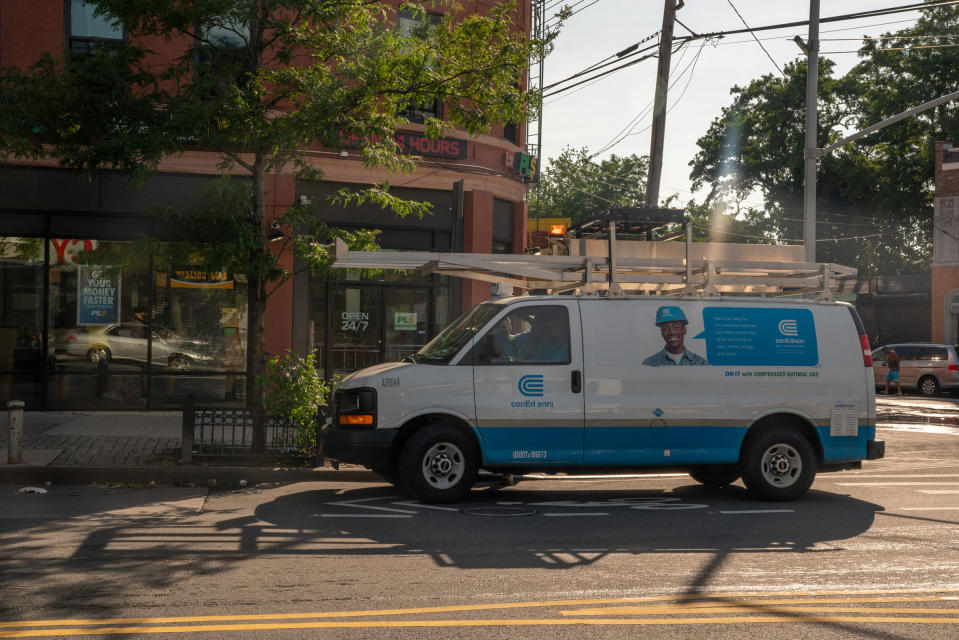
[{"xmin": 7, "ymin": 400, "xmax": 24, "ymax": 464}]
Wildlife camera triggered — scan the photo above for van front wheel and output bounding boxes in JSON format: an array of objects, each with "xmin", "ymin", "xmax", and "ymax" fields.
[
  {"xmin": 398, "ymin": 425, "xmax": 478, "ymax": 503},
  {"xmin": 740, "ymin": 428, "xmax": 816, "ymax": 501}
]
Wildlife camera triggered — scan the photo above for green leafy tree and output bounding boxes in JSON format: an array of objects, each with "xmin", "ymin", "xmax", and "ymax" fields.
[
  {"xmin": 689, "ymin": 2, "xmax": 959, "ymax": 274},
  {"xmin": 0, "ymin": 0, "xmax": 557, "ymax": 451},
  {"xmin": 533, "ymin": 147, "xmax": 647, "ymax": 225}
]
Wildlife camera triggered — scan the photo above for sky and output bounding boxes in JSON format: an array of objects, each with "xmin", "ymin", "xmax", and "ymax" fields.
[{"xmin": 538, "ymin": 0, "xmax": 924, "ymax": 209}]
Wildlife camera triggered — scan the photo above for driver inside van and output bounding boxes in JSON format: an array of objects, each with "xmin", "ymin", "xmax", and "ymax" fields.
[{"xmin": 486, "ymin": 308, "xmax": 569, "ymax": 364}]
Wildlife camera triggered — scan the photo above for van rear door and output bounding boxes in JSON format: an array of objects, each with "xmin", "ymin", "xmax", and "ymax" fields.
[{"xmin": 472, "ymin": 301, "xmax": 585, "ymax": 464}]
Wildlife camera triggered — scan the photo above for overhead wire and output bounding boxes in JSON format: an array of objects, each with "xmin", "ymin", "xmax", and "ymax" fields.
[
  {"xmin": 725, "ymin": 0, "xmax": 786, "ymax": 77},
  {"xmin": 590, "ymin": 40, "xmax": 693, "ymax": 156},
  {"xmin": 543, "ymin": 0, "xmax": 959, "ymax": 97}
]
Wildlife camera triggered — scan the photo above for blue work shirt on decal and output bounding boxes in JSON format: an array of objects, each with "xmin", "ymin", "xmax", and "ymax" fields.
[{"xmin": 642, "ymin": 348, "xmax": 708, "ymax": 366}]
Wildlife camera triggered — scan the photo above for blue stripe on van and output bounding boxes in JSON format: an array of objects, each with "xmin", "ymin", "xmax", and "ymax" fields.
[
  {"xmin": 475, "ymin": 423, "xmax": 875, "ymax": 467},
  {"xmin": 477, "ymin": 426, "xmax": 583, "ymax": 464},
  {"xmin": 816, "ymin": 424, "xmax": 873, "ymax": 463}
]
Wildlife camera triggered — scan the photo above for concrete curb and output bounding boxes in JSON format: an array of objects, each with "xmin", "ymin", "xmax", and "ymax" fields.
[{"xmin": 0, "ymin": 466, "xmax": 380, "ymax": 487}]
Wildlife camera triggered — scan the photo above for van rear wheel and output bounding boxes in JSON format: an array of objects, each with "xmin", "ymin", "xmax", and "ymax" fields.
[
  {"xmin": 398, "ymin": 425, "xmax": 478, "ymax": 503},
  {"xmin": 689, "ymin": 467, "xmax": 740, "ymax": 488},
  {"xmin": 740, "ymin": 428, "xmax": 816, "ymax": 501}
]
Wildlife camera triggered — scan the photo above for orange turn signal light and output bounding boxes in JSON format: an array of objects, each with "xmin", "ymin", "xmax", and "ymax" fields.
[
  {"xmin": 339, "ymin": 414, "xmax": 374, "ymax": 426},
  {"xmin": 549, "ymin": 224, "xmax": 566, "ymax": 236}
]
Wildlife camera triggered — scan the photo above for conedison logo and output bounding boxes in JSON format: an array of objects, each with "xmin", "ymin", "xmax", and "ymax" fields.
[
  {"xmin": 518, "ymin": 374, "xmax": 544, "ymax": 397},
  {"xmin": 778, "ymin": 319, "xmax": 799, "ymax": 337}
]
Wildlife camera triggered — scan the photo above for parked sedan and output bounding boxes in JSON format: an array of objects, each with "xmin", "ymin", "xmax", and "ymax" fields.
[
  {"xmin": 61, "ymin": 324, "xmax": 216, "ymax": 370},
  {"xmin": 871, "ymin": 343, "xmax": 959, "ymax": 396}
]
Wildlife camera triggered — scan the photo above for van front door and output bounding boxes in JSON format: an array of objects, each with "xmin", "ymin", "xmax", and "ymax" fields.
[{"xmin": 472, "ymin": 302, "xmax": 585, "ymax": 464}]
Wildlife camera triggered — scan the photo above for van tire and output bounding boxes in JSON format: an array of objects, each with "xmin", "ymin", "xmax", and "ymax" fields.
[
  {"xmin": 918, "ymin": 375, "xmax": 939, "ymax": 397},
  {"xmin": 397, "ymin": 425, "xmax": 478, "ymax": 503},
  {"xmin": 689, "ymin": 467, "xmax": 740, "ymax": 488},
  {"xmin": 740, "ymin": 428, "xmax": 816, "ymax": 501}
]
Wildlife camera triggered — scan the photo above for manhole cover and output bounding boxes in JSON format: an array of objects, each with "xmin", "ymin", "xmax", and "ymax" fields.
[{"xmin": 461, "ymin": 506, "xmax": 537, "ymax": 517}]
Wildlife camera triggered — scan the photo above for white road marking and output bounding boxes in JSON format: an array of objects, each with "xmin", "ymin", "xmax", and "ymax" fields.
[
  {"xmin": 315, "ymin": 514, "xmax": 413, "ymax": 519},
  {"xmin": 542, "ymin": 512, "xmax": 610, "ymax": 517},
  {"xmin": 392, "ymin": 501, "xmax": 461, "ymax": 511},
  {"xmin": 835, "ymin": 482, "xmax": 959, "ymax": 486},
  {"xmin": 326, "ymin": 496, "xmax": 416, "ymax": 514},
  {"xmin": 719, "ymin": 509, "xmax": 794, "ymax": 515},
  {"xmin": 915, "ymin": 490, "xmax": 959, "ymax": 494}
]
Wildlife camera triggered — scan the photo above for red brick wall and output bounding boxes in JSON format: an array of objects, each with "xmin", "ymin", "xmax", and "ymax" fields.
[
  {"xmin": 0, "ymin": 0, "xmax": 63, "ymax": 70},
  {"xmin": 937, "ymin": 142, "xmax": 959, "ymax": 196},
  {"xmin": 934, "ymin": 142, "xmax": 959, "ymax": 342}
]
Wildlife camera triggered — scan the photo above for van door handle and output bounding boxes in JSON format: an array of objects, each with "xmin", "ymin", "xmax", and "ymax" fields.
[{"xmin": 571, "ymin": 370, "xmax": 582, "ymax": 394}]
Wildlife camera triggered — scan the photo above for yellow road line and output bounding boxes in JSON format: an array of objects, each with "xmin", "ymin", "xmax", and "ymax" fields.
[
  {"xmin": 2, "ymin": 616, "xmax": 959, "ymax": 637},
  {"xmin": 1, "ymin": 590, "xmax": 956, "ymax": 632},
  {"xmin": 564, "ymin": 595, "xmax": 959, "ymax": 615},
  {"xmin": 564, "ymin": 606, "xmax": 959, "ymax": 616}
]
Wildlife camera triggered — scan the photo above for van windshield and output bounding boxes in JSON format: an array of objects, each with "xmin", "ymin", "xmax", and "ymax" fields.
[{"xmin": 412, "ymin": 303, "xmax": 501, "ymax": 364}]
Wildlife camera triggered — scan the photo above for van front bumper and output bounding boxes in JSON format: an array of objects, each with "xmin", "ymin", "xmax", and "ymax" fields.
[
  {"xmin": 866, "ymin": 439, "xmax": 885, "ymax": 460},
  {"xmin": 323, "ymin": 426, "xmax": 396, "ymax": 469}
]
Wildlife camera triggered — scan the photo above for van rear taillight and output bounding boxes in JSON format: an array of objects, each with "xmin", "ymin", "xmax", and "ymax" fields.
[
  {"xmin": 859, "ymin": 335, "xmax": 873, "ymax": 367},
  {"xmin": 846, "ymin": 306, "xmax": 872, "ymax": 367},
  {"xmin": 950, "ymin": 365, "xmax": 959, "ymax": 372}
]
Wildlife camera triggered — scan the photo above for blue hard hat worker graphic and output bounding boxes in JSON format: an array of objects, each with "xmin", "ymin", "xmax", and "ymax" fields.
[
  {"xmin": 655, "ymin": 306, "xmax": 687, "ymax": 326},
  {"xmin": 642, "ymin": 305, "xmax": 707, "ymax": 366}
]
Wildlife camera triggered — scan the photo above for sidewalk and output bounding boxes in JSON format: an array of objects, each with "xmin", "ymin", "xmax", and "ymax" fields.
[
  {"xmin": 0, "ymin": 410, "xmax": 375, "ymax": 486},
  {"xmin": 0, "ymin": 395, "xmax": 956, "ymax": 487}
]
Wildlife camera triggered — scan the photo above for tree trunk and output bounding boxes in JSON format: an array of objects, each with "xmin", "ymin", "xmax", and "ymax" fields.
[{"xmin": 248, "ymin": 152, "xmax": 269, "ymax": 453}]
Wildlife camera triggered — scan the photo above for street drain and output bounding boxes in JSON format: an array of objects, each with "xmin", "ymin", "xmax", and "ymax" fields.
[{"xmin": 461, "ymin": 506, "xmax": 537, "ymax": 517}]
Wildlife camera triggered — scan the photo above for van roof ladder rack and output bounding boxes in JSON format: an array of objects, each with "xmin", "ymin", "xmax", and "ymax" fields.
[{"xmin": 332, "ymin": 237, "xmax": 856, "ymax": 300}]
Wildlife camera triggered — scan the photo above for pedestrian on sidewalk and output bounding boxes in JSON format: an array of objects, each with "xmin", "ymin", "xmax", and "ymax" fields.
[{"xmin": 883, "ymin": 346, "xmax": 903, "ymax": 396}]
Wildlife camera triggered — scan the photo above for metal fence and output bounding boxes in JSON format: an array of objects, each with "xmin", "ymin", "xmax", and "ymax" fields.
[{"xmin": 180, "ymin": 396, "xmax": 322, "ymax": 461}]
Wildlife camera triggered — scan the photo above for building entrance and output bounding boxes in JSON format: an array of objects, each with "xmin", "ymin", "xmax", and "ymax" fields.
[{"xmin": 315, "ymin": 282, "xmax": 434, "ymax": 378}]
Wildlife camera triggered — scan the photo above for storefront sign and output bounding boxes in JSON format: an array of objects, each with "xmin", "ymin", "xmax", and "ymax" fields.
[
  {"xmin": 394, "ymin": 132, "xmax": 466, "ymax": 159},
  {"xmin": 394, "ymin": 312, "xmax": 417, "ymax": 331},
  {"xmin": 77, "ymin": 265, "xmax": 120, "ymax": 326},
  {"xmin": 171, "ymin": 270, "xmax": 234, "ymax": 289},
  {"xmin": 513, "ymin": 152, "xmax": 539, "ymax": 182},
  {"xmin": 339, "ymin": 131, "xmax": 467, "ymax": 159},
  {"xmin": 341, "ymin": 311, "xmax": 370, "ymax": 333}
]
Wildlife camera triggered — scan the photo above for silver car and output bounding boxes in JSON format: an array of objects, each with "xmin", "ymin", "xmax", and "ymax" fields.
[
  {"xmin": 61, "ymin": 324, "xmax": 216, "ymax": 370},
  {"xmin": 871, "ymin": 343, "xmax": 959, "ymax": 396}
]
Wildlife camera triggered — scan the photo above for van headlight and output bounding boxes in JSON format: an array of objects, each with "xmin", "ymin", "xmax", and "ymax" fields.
[{"xmin": 335, "ymin": 388, "xmax": 377, "ymax": 427}]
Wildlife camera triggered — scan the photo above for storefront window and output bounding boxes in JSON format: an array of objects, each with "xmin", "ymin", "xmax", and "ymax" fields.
[
  {"xmin": 385, "ymin": 287, "xmax": 429, "ymax": 361},
  {"xmin": 46, "ymin": 239, "xmax": 247, "ymax": 409},
  {"xmin": 0, "ymin": 237, "xmax": 46, "ymax": 408}
]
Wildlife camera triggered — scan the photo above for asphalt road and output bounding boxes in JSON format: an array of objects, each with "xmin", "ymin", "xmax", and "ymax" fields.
[{"xmin": 0, "ymin": 418, "xmax": 957, "ymax": 639}]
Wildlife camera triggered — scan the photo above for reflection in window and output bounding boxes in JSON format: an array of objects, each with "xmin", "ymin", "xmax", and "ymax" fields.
[
  {"xmin": 397, "ymin": 9, "xmax": 442, "ymax": 123},
  {"xmin": 0, "ymin": 237, "xmax": 46, "ymax": 406},
  {"xmin": 70, "ymin": 0, "xmax": 123, "ymax": 53}
]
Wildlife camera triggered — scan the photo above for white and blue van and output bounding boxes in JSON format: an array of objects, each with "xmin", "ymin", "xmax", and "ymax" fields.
[{"xmin": 324, "ymin": 295, "xmax": 883, "ymax": 502}]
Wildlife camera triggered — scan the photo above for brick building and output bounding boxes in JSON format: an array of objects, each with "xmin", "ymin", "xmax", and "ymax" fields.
[{"xmin": 0, "ymin": 0, "xmax": 535, "ymax": 410}]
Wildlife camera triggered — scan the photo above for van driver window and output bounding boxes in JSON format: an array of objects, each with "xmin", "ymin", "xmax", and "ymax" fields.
[{"xmin": 479, "ymin": 306, "xmax": 570, "ymax": 365}]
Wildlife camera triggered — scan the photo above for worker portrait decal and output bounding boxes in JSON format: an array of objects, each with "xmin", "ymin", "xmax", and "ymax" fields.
[{"xmin": 641, "ymin": 306, "xmax": 819, "ymax": 367}]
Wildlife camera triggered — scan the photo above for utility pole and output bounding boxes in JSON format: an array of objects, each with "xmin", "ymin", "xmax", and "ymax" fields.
[
  {"xmin": 644, "ymin": 0, "xmax": 679, "ymax": 212},
  {"xmin": 802, "ymin": 0, "xmax": 820, "ymax": 263}
]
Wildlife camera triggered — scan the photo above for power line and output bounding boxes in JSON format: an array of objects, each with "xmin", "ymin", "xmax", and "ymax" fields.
[
  {"xmin": 544, "ymin": 1, "xmax": 959, "ymax": 96},
  {"xmin": 590, "ymin": 41, "xmax": 693, "ymax": 156},
  {"xmin": 823, "ymin": 42, "xmax": 959, "ymax": 54},
  {"xmin": 725, "ymin": 0, "xmax": 785, "ymax": 78}
]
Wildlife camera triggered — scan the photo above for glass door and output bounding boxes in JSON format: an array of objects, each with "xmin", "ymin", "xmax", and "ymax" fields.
[
  {"xmin": 384, "ymin": 287, "xmax": 430, "ymax": 362},
  {"xmin": 330, "ymin": 284, "xmax": 382, "ymax": 376}
]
